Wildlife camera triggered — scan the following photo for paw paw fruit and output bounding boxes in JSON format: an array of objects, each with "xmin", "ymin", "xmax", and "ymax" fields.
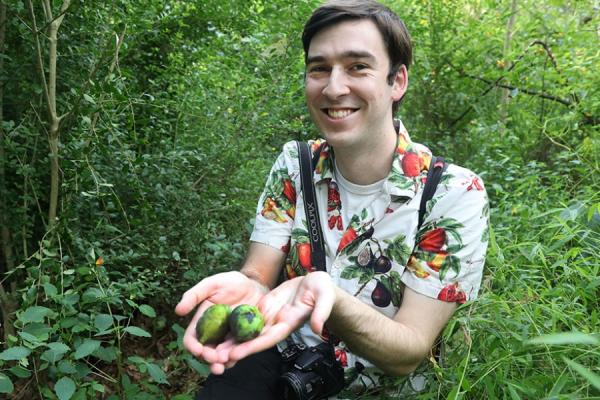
[{"xmin": 196, "ymin": 304, "xmax": 232, "ymax": 344}]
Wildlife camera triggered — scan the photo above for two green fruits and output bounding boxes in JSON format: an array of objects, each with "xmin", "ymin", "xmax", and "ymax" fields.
[{"xmin": 196, "ymin": 304, "xmax": 265, "ymax": 344}]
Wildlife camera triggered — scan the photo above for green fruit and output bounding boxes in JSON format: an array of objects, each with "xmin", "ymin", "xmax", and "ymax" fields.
[
  {"xmin": 196, "ymin": 304, "xmax": 232, "ymax": 344},
  {"xmin": 229, "ymin": 304, "xmax": 265, "ymax": 343}
]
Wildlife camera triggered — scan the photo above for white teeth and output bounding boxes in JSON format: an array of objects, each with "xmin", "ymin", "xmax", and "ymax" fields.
[{"xmin": 327, "ymin": 109, "xmax": 354, "ymax": 119}]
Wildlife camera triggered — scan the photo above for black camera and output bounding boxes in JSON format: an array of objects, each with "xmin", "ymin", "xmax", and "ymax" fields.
[{"xmin": 278, "ymin": 342, "xmax": 346, "ymax": 400}]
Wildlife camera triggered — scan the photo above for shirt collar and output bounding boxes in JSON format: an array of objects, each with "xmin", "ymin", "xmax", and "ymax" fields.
[{"xmin": 311, "ymin": 120, "xmax": 432, "ymax": 199}]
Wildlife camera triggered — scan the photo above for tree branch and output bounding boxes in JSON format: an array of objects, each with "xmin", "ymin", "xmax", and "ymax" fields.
[
  {"xmin": 461, "ymin": 72, "xmax": 573, "ymax": 106},
  {"xmin": 448, "ymin": 39, "xmax": 572, "ymax": 128},
  {"xmin": 27, "ymin": 0, "xmax": 51, "ymax": 114}
]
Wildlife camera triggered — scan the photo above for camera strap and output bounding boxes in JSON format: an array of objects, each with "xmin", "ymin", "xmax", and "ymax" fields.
[
  {"xmin": 418, "ymin": 156, "xmax": 448, "ymax": 230},
  {"xmin": 296, "ymin": 141, "xmax": 327, "ymax": 272}
]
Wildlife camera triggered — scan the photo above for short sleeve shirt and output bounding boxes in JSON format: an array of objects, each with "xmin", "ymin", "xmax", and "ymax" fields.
[{"xmin": 250, "ymin": 121, "xmax": 489, "ymax": 387}]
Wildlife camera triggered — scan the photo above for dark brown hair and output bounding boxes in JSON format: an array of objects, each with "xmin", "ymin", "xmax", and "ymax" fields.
[{"xmin": 302, "ymin": 0, "xmax": 413, "ymax": 113}]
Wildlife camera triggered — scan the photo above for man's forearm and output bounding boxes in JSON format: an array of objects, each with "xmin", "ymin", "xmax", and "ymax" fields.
[
  {"xmin": 326, "ymin": 287, "xmax": 430, "ymax": 376},
  {"xmin": 239, "ymin": 242, "xmax": 286, "ymax": 290}
]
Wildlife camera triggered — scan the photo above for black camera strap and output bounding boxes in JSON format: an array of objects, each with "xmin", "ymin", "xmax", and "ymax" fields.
[
  {"xmin": 418, "ymin": 156, "xmax": 447, "ymax": 230},
  {"xmin": 296, "ymin": 141, "xmax": 327, "ymax": 272}
]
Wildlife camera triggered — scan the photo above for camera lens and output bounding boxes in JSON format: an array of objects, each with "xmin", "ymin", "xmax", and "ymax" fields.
[{"xmin": 279, "ymin": 371, "xmax": 322, "ymax": 400}]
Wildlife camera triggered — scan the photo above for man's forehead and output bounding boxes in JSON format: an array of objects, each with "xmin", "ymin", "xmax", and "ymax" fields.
[{"xmin": 306, "ymin": 20, "xmax": 386, "ymax": 62}]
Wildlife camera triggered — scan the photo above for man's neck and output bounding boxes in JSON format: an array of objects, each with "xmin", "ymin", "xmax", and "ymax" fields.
[{"xmin": 333, "ymin": 128, "xmax": 397, "ymax": 185}]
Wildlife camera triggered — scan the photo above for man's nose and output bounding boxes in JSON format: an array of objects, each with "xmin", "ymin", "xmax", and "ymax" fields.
[{"xmin": 322, "ymin": 68, "xmax": 350, "ymax": 98}]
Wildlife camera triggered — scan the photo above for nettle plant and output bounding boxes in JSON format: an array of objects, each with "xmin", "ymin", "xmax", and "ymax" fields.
[{"xmin": 0, "ymin": 243, "xmax": 167, "ymax": 399}]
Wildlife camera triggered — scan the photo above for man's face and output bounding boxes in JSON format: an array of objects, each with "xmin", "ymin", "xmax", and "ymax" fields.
[{"xmin": 304, "ymin": 19, "xmax": 406, "ymax": 150}]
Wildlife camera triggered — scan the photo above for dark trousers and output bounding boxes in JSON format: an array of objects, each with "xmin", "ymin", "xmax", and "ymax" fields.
[{"xmin": 195, "ymin": 347, "xmax": 282, "ymax": 400}]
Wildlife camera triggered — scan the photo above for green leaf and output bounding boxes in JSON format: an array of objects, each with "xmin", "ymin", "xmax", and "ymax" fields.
[
  {"xmin": 83, "ymin": 93, "xmax": 96, "ymax": 104},
  {"xmin": 91, "ymin": 382, "xmax": 105, "ymax": 393},
  {"xmin": 563, "ymin": 358, "xmax": 600, "ymax": 390},
  {"xmin": 19, "ymin": 306, "xmax": 54, "ymax": 323},
  {"xmin": 22, "ymin": 322, "xmax": 52, "ymax": 341},
  {"xmin": 94, "ymin": 346, "xmax": 117, "ymax": 362},
  {"xmin": 526, "ymin": 332, "xmax": 600, "ymax": 346},
  {"xmin": 9, "ymin": 366, "xmax": 31, "ymax": 378},
  {"xmin": 171, "ymin": 395, "xmax": 194, "ymax": 400},
  {"xmin": 74, "ymin": 339, "xmax": 101, "ymax": 359},
  {"xmin": 58, "ymin": 360, "xmax": 77, "ymax": 374},
  {"xmin": 58, "ymin": 360, "xmax": 78, "ymax": 374},
  {"xmin": 0, "ymin": 373, "xmax": 14, "ymax": 394},
  {"xmin": 82, "ymin": 288, "xmax": 105, "ymax": 303},
  {"xmin": 18, "ymin": 331, "xmax": 43, "ymax": 345},
  {"xmin": 340, "ymin": 265, "xmax": 363, "ymax": 280},
  {"xmin": 41, "ymin": 342, "xmax": 71, "ymax": 363},
  {"xmin": 0, "ymin": 346, "xmax": 31, "ymax": 361},
  {"xmin": 146, "ymin": 362, "xmax": 169, "ymax": 384},
  {"xmin": 55, "ymin": 376, "xmax": 76, "ymax": 400},
  {"xmin": 187, "ymin": 358, "xmax": 210, "ymax": 376},
  {"xmin": 43, "ymin": 282, "xmax": 58, "ymax": 298},
  {"xmin": 124, "ymin": 326, "xmax": 151, "ymax": 338},
  {"xmin": 94, "ymin": 314, "xmax": 114, "ymax": 332},
  {"xmin": 139, "ymin": 304, "xmax": 156, "ymax": 318}
]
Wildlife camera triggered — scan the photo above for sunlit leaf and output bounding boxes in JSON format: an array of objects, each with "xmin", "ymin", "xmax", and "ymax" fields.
[
  {"xmin": 123, "ymin": 326, "xmax": 151, "ymax": 338},
  {"xmin": 526, "ymin": 332, "xmax": 600, "ymax": 346},
  {"xmin": 55, "ymin": 377, "xmax": 76, "ymax": 400}
]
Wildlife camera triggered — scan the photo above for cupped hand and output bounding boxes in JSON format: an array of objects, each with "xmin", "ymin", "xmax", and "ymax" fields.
[
  {"xmin": 223, "ymin": 271, "xmax": 336, "ymax": 364},
  {"xmin": 174, "ymin": 271, "xmax": 268, "ymax": 374}
]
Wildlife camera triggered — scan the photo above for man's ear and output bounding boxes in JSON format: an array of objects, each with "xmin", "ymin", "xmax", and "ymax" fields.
[{"xmin": 391, "ymin": 65, "xmax": 408, "ymax": 102}]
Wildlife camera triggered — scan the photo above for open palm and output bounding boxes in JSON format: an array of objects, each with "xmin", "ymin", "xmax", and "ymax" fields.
[{"xmin": 226, "ymin": 271, "xmax": 336, "ymax": 364}]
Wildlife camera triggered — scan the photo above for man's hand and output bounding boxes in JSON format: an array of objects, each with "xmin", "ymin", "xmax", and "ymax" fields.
[
  {"xmin": 224, "ymin": 271, "xmax": 336, "ymax": 364},
  {"xmin": 174, "ymin": 271, "xmax": 269, "ymax": 374}
]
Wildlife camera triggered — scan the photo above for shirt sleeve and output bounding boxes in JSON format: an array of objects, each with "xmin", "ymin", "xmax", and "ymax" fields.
[
  {"xmin": 402, "ymin": 164, "xmax": 490, "ymax": 303},
  {"xmin": 250, "ymin": 142, "xmax": 299, "ymax": 253}
]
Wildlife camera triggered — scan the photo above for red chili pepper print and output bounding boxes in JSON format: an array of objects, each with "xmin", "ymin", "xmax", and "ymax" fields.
[
  {"xmin": 337, "ymin": 227, "xmax": 358, "ymax": 253},
  {"xmin": 297, "ymin": 243, "xmax": 314, "ymax": 272},
  {"xmin": 335, "ymin": 348, "xmax": 348, "ymax": 367},
  {"xmin": 327, "ymin": 181, "xmax": 343, "ymax": 231},
  {"xmin": 419, "ymin": 228, "xmax": 447, "ymax": 252},
  {"xmin": 282, "ymin": 179, "xmax": 296, "ymax": 203},
  {"xmin": 466, "ymin": 176, "xmax": 484, "ymax": 191}
]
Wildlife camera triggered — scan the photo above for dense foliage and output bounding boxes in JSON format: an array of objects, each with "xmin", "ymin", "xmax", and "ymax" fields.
[{"xmin": 0, "ymin": 0, "xmax": 598, "ymax": 398}]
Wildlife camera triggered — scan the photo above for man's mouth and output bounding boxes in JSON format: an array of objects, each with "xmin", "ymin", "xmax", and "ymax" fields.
[{"xmin": 324, "ymin": 108, "xmax": 357, "ymax": 120}]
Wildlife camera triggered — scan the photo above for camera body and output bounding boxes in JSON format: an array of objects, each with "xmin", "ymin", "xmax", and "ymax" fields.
[{"xmin": 279, "ymin": 342, "xmax": 345, "ymax": 400}]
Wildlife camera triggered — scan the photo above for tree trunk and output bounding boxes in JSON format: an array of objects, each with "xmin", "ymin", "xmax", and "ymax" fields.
[
  {"xmin": 44, "ymin": 0, "xmax": 71, "ymax": 228},
  {"xmin": 28, "ymin": 0, "xmax": 71, "ymax": 228},
  {"xmin": 0, "ymin": 0, "xmax": 17, "ymax": 345},
  {"xmin": 499, "ymin": 0, "xmax": 518, "ymax": 136}
]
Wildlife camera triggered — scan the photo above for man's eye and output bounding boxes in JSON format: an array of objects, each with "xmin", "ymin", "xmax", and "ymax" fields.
[
  {"xmin": 309, "ymin": 66, "xmax": 328, "ymax": 73},
  {"xmin": 351, "ymin": 64, "xmax": 368, "ymax": 71}
]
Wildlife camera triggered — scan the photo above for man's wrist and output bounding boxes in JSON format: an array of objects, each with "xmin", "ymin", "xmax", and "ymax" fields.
[{"xmin": 240, "ymin": 269, "xmax": 272, "ymax": 293}]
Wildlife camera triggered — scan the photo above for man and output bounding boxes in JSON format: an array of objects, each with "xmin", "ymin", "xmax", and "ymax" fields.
[{"xmin": 175, "ymin": 1, "xmax": 489, "ymax": 399}]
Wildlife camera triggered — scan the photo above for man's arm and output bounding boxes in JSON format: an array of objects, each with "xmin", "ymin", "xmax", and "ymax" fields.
[
  {"xmin": 327, "ymin": 284, "xmax": 457, "ymax": 376},
  {"xmin": 228, "ymin": 271, "xmax": 456, "ymax": 377},
  {"xmin": 239, "ymin": 242, "xmax": 286, "ymax": 291}
]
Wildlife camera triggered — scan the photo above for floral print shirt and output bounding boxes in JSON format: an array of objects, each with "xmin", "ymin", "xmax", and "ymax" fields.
[{"xmin": 250, "ymin": 121, "xmax": 489, "ymax": 388}]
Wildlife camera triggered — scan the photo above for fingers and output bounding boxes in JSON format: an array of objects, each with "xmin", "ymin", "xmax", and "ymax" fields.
[
  {"xmin": 228, "ymin": 322, "xmax": 292, "ymax": 361},
  {"xmin": 175, "ymin": 279, "xmax": 214, "ymax": 316},
  {"xmin": 309, "ymin": 286, "xmax": 335, "ymax": 335},
  {"xmin": 210, "ymin": 363, "xmax": 226, "ymax": 375}
]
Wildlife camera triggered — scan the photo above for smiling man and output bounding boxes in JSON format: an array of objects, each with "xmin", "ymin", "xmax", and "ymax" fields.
[{"xmin": 176, "ymin": 1, "xmax": 489, "ymax": 399}]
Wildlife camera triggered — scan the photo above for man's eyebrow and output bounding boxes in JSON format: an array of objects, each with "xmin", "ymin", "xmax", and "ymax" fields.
[{"xmin": 306, "ymin": 50, "xmax": 376, "ymax": 65}]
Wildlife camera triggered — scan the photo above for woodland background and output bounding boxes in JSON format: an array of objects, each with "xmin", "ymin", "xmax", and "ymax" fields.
[{"xmin": 0, "ymin": 0, "xmax": 598, "ymax": 399}]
